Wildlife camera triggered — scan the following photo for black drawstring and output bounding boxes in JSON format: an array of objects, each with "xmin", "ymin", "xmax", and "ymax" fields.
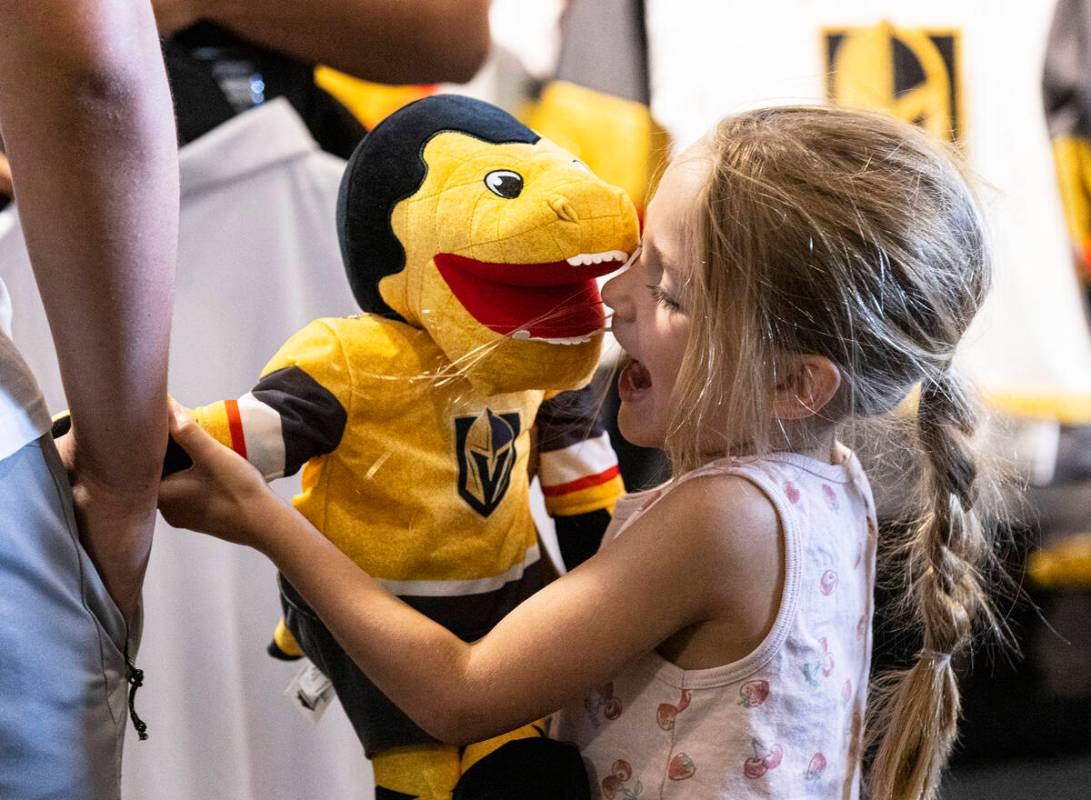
[{"xmin": 125, "ymin": 655, "xmax": 148, "ymax": 741}]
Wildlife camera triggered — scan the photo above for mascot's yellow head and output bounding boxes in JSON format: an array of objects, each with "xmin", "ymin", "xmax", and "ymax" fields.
[{"xmin": 337, "ymin": 94, "xmax": 639, "ymax": 395}]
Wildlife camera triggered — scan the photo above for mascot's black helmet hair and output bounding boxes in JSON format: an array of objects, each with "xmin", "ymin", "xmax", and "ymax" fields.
[{"xmin": 336, "ymin": 94, "xmax": 541, "ymax": 319}]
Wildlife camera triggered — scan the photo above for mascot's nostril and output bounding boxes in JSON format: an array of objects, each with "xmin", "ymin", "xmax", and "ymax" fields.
[{"xmin": 549, "ymin": 197, "xmax": 579, "ymax": 223}]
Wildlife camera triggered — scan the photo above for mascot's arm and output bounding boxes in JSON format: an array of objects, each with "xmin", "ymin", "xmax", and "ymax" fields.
[
  {"xmin": 535, "ymin": 385, "xmax": 623, "ymax": 570},
  {"xmin": 181, "ymin": 319, "xmax": 351, "ymax": 481}
]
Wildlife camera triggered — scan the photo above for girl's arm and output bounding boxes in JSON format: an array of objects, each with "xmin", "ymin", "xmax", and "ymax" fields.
[{"xmin": 159, "ymin": 403, "xmax": 781, "ymax": 743}]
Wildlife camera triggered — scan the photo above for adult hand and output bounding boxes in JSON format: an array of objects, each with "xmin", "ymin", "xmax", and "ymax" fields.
[
  {"xmin": 152, "ymin": 0, "xmax": 200, "ymax": 37},
  {"xmin": 158, "ymin": 400, "xmax": 278, "ymax": 547},
  {"xmin": 54, "ymin": 429, "xmax": 158, "ymax": 624}
]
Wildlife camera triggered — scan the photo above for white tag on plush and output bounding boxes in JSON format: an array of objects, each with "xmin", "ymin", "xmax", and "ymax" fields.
[{"xmin": 284, "ymin": 659, "xmax": 335, "ymax": 723}]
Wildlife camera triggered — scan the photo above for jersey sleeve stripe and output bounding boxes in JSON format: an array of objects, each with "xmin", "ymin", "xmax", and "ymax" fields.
[
  {"xmin": 236, "ymin": 392, "xmax": 288, "ymax": 480},
  {"xmin": 541, "ymin": 464, "xmax": 620, "ymax": 497},
  {"xmin": 225, "ymin": 399, "xmax": 248, "ymax": 459},
  {"xmin": 537, "ymin": 432, "xmax": 618, "ymax": 485},
  {"xmin": 543, "ymin": 476, "xmax": 624, "ymax": 516},
  {"xmin": 251, "ymin": 365, "xmax": 347, "ymax": 475}
]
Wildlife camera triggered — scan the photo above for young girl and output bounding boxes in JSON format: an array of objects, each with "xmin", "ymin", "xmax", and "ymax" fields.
[{"xmin": 159, "ymin": 105, "xmax": 997, "ymax": 800}]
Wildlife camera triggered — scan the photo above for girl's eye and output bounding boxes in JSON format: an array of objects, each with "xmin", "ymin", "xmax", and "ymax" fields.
[{"xmin": 647, "ymin": 284, "xmax": 682, "ymax": 312}]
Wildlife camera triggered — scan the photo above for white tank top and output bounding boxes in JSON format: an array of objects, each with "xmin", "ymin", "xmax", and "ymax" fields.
[{"xmin": 552, "ymin": 447, "xmax": 878, "ymax": 799}]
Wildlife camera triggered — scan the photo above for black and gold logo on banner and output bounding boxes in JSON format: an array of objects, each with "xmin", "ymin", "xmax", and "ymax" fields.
[{"xmin": 823, "ymin": 22, "xmax": 962, "ymax": 142}]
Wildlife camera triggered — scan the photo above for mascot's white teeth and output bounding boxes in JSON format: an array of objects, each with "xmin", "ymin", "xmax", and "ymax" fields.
[
  {"xmin": 512, "ymin": 330, "xmax": 595, "ymax": 345},
  {"xmin": 566, "ymin": 250, "xmax": 629, "ymax": 267}
]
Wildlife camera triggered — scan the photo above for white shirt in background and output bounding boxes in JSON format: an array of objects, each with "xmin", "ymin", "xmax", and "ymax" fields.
[{"xmin": 0, "ymin": 258, "xmax": 50, "ymax": 462}]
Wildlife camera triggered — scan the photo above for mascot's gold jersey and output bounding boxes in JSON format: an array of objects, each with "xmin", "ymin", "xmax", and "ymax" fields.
[{"xmin": 189, "ymin": 94, "xmax": 639, "ymax": 640}]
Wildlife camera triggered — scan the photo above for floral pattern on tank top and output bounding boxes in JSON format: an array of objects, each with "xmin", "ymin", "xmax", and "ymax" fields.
[{"xmin": 552, "ymin": 447, "xmax": 877, "ymax": 799}]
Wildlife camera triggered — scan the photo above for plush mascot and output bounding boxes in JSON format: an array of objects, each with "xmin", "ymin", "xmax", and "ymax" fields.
[{"xmin": 175, "ymin": 95, "xmax": 638, "ymax": 798}]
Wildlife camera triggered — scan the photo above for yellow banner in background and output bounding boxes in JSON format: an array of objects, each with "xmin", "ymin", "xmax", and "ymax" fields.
[
  {"xmin": 315, "ymin": 66, "xmax": 435, "ymax": 131},
  {"xmin": 824, "ymin": 22, "xmax": 963, "ymax": 144},
  {"xmin": 522, "ymin": 80, "xmax": 669, "ymax": 216}
]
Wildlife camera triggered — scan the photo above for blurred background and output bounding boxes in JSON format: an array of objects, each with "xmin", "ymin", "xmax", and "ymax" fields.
[{"xmin": 3, "ymin": 1, "xmax": 1091, "ymax": 797}]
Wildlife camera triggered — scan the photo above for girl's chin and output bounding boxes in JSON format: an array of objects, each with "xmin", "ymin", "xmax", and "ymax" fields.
[{"xmin": 616, "ymin": 405, "xmax": 665, "ymax": 450}]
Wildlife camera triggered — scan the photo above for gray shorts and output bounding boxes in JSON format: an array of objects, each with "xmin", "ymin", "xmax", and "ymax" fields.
[{"xmin": 0, "ymin": 436, "xmax": 132, "ymax": 800}]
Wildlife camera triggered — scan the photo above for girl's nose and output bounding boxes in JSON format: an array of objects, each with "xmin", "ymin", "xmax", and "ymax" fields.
[{"xmin": 601, "ymin": 264, "xmax": 632, "ymax": 319}]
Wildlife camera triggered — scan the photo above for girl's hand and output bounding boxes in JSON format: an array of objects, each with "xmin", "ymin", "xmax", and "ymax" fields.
[{"xmin": 158, "ymin": 400, "xmax": 277, "ymax": 547}]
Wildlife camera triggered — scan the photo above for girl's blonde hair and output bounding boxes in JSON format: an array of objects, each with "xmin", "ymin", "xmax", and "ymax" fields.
[{"xmin": 667, "ymin": 105, "xmax": 999, "ymax": 800}]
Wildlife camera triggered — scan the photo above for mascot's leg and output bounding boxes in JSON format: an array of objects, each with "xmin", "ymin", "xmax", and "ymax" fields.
[
  {"xmin": 458, "ymin": 721, "xmax": 543, "ymax": 775},
  {"xmin": 279, "ymin": 577, "xmax": 463, "ymax": 798},
  {"xmin": 371, "ymin": 744, "xmax": 460, "ymax": 800},
  {"xmin": 453, "ymin": 723, "xmax": 591, "ymax": 800},
  {"xmin": 267, "ymin": 616, "xmax": 304, "ymax": 660}
]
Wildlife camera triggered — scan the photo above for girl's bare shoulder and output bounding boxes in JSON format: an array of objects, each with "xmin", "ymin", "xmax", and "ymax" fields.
[
  {"xmin": 643, "ymin": 471, "xmax": 780, "ymax": 547},
  {"xmin": 635, "ymin": 473, "xmax": 782, "ymax": 604}
]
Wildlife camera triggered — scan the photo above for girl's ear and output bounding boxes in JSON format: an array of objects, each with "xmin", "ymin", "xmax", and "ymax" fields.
[{"xmin": 770, "ymin": 355, "xmax": 842, "ymax": 421}]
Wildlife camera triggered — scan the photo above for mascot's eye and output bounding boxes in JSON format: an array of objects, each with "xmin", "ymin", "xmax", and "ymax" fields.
[
  {"xmin": 484, "ymin": 170, "xmax": 524, "ymax": 198},
  {"xmin": 572, "ymin": 160, "xmax": 591, "ymax": 173}
]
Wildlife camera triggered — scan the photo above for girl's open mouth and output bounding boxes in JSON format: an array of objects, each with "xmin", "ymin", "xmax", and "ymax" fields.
[{"xmin": 618, "ymin": 354, "xmax": 652, "ymax": 401}]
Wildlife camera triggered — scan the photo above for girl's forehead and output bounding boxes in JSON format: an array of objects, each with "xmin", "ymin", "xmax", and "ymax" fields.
[
  {"xmin": 645, "ymin": 151, "xmax": 710, "ymax": 266},
  {"xmin": 649, "ymin": 149, "xmax": 709, "ymax": 217}
]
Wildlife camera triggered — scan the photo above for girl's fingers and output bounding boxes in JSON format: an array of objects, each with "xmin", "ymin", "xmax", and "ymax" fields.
[
  {"xmin": 160, "ymin": 402, "xmax": 213, "ymax": 522},
  {"xmin": 161, "ymin": 399, "xmax": 269, "ymax": 543},
  {"xmin": 167, "ymin": 399, "xmax": 217, "ymax": 462},
  {"xmin": 167, "ymin": 398, "xmax": 191, "ymax": 439}
]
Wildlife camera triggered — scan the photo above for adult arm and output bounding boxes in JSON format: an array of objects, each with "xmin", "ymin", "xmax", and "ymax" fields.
[
  {"xmin": 154, "ymin": 0, "xmax": 493, "ymax": 85},
  {"xmin": 0, "ymin": 0, "xmax": 179, "ymax": 623},
  {"xmin": 160, "ymin": 404, "xmax": 783, "ymax": 743}
]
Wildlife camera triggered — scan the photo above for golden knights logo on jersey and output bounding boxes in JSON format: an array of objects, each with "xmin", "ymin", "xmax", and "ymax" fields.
[
  {"xmin": 455, "ymin": 409, "xmax": 520, "ymax": 517},
  {"xmin": 823, "ymin": 22, "xmax": 962, "ymax": 142}
]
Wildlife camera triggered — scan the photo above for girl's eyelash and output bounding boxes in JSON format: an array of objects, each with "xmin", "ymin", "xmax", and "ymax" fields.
[{"xmin": 647, "ymin": 284, "xmax": 682, "ymax": 311}]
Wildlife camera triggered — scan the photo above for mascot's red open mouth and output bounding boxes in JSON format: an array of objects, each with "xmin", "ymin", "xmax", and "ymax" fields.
[{"xmin": 434, "ymin": 251, "xmax": 628, "ymax": 341}]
